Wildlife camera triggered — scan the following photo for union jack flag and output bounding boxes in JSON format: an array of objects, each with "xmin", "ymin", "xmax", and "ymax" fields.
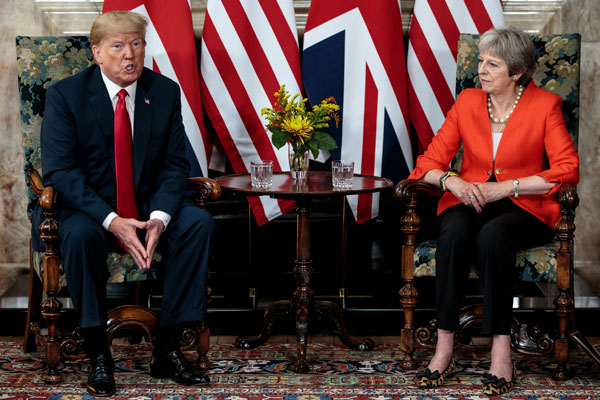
[{"xmin": 302, "ymin": 0, "xmax": 413, "ymax": 223}]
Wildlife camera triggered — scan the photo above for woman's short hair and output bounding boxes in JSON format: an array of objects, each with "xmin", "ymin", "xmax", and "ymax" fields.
[
  {"xmin": 90, "ymin": 10, "xmax": 148, "ymax": 48},
  {"xmin": 478, "ymin": 27, "xmax": 536, "ymax": 86}
]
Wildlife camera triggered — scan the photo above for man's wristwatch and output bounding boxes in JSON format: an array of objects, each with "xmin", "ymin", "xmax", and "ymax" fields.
[{"xmin": 439, "ymin": 171, "xmax": 458, "ymax": 191}]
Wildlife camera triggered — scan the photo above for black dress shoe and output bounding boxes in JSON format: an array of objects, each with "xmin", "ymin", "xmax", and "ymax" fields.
[
  {"xmin": 150, "ymin": 350, "xmax": 210, "ymax": 385},
  {"xmin": 87, "ymin": 353, "xmax": 116, "ymax": 397}
]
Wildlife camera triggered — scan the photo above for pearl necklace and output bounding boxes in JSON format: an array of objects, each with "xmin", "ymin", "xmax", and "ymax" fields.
[{"xmin": 487, "ymin": 85, "xmax": 524, "ymax": 124}]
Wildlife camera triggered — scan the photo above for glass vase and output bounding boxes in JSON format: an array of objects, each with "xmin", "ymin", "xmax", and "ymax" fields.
[{"xmin": 288, "ymin": 143, "xmax": 310, "ymax": 181}]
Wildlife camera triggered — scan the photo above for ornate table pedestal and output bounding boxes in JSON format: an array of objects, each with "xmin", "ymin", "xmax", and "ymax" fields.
[{"xmin": 215, "ymin": 171, "xmax": 393, "ymax": 373}]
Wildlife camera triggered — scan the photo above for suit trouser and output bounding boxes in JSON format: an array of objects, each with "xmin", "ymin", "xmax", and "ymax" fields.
[
  {"xmin": 49, "ymin": 198, "xmax": 214, "ymax": 329},
  {"xmin": 434, "ymin": 198, "xmax": 554, "ymax": 335}
]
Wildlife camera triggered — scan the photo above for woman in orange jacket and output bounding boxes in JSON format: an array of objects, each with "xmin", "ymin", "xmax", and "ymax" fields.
[{"xmin": 411, "ymin": 27, "xmax": 579, "ymax": 395}]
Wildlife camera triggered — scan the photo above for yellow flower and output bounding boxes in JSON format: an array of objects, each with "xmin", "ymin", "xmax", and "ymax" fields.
[
  {"xmin": 282, "ymin": 115, "xmax": 312, "ymax": 143},
  {"xmin": 263, "ymin": 84, "xmax": 339, "ymax": 156}
]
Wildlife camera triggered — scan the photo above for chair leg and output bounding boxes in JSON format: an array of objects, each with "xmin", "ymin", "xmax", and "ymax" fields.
[
  {"xmin": 399, "ymin": 282, "xmax": 418, "ymax": 369},
  {"xmin": 552, "ymin": 289, "xmax": 573, "ymax": 380},
  {"xmin": 397, "ymin": 189, "xmax": 422, "ymax": 369},
  {"xmin": 38, "ymin": 203, "xmax": 64, "ymax": 383},
  {"xmin": 23, "ymin": 247, "xmax": 42, "ymax": 353},
  {"xmin": 196, "ymin": 321, "xmax": 211, "ymax": 370},
  {"xmin": 41, "ymin": 294, "xmax": 63, "ymax": 383}
]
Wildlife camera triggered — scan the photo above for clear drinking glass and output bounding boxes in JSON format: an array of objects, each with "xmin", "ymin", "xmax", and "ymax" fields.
[
  {"xmin": 250, "ymin": 160, "xmax": 273, "ymax": 188},
  {"xmin": 331, "ymin": 160, "xmax": 354, "ymax": 189}
]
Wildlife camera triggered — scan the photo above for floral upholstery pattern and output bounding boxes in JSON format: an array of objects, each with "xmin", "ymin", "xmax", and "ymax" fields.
[
  {"xmin": 16, "ymin": 36, "xmax": 163, "ymax": 287},
  {"xmin": 32, "ymin": 250, "xmax": 162, "ymax": 288},
  {"xmin": 414, "ymin": 239, "xmax": 558, "ymax": 283},
  {"xmin": 414, "ymin": 33, "xmax": 580, "ymax": 283}
]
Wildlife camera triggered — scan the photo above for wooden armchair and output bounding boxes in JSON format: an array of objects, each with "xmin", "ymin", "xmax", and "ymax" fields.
[
  {"xmin": 16, "ymin": 36, "xmax": 221, "ymax": 383},
  {"xmin": 395, "ymin": 33, "xmax": 600, "ymax": 380}
]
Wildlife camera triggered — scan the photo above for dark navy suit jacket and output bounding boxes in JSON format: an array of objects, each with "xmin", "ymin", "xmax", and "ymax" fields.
[{"xmin": 33, "ymin": 65, "xmax": 190, "ymax": 250}]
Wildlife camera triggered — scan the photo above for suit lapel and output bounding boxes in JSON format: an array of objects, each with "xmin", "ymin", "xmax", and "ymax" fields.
[
  {"xmin": 88, "ymin": 67, "xmax": 116, "ymax": 175},
  {"xmin": 498, "ymin": 83, "xmax": 535, "ymax": 156},
  {"xmin": 133, "ymin": 70, "xmax": 152, "ymax": 190},
  {"xmin": 474, "ymin": 92, "xmax": 493, "ymax": 161}
]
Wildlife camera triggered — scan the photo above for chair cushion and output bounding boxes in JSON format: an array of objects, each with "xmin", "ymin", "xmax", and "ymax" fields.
[
  {"xmin": 413, "ymin": 240, "xmax": 558, "ymax": 283},
  {"xmin": 32, "ymin": 250, "xmax": 163, "ymax": 288}
]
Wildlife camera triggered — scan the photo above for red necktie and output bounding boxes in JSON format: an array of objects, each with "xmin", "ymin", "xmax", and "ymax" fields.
[{"xmin": 114, "ymin": 89, "xmax": 137, "ymax": 220}]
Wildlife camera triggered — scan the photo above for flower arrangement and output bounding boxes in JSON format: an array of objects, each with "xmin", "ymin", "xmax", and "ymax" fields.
[{"xmin": 261, "ymin": 85, "xmax": 340, "ymax": 176}]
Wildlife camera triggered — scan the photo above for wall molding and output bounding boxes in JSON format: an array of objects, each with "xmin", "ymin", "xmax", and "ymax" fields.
[{"xmin": 33, "ymin": 0, "xmax": 569, "ymax": 37}]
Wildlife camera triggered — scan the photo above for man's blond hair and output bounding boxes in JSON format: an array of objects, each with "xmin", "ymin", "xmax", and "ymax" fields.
[{"xmin": 90, "ymin": 10, "xmax": 147, "ymax": 48}]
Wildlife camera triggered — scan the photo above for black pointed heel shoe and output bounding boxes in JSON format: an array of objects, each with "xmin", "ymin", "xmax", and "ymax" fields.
[
  {"xmin": 416, "ymin": 358, "xmax": 456, "ymax": 388},
  {"xmin": 482, "ymin": 363, "xmax": 517, "ymax": 395}
]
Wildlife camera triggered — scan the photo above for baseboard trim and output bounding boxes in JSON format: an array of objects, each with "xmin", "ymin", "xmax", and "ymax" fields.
[{"xmin": 4, "ymin": 306, "xmax": 600, "ymax": 337}]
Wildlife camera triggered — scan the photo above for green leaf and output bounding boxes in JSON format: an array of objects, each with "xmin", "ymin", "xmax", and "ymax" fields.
[
  {"xmin": 307, "ymin": 140, "xmax": 320, "ymax": 159},
  {"xmin": 312, "ymin": 131, "xmax": 338, "ymax": 150},
  {"xmin": 270, "ymin": 129, "xmax": 290, "ymax": 149}
]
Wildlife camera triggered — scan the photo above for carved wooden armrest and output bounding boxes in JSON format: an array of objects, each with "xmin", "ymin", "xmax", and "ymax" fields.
[
  {"xmin": 393, "ymin": 179, "xmax": 443, "ymax": 206},
  {"xmin": 26, "ymin": 168, "xmax": 60, "ymax": 294},
  {"xmin": 394, "ymin": 179, "xmax": 443, "ymax": 234},
  {"xmin": 27, "ymin": 168, "xmax": 53, "ymax": 202},
  {"xmin": 558, "ymin": 184, "xmax": 578, "ymax": 213},
  {"xmin": 555, "ymin": 184, "xmax": 578, "ymax": 295},
  {"xmin": 188, "ymin": 177, "xmax": 222, "ymax": 208},
  {"xmin": 555, "ymin": 184, "xmax": 578, "ymax": 241}
]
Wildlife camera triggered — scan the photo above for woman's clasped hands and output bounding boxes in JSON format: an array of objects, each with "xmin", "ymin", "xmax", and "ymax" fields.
[{"xmin": 445, "ymin": 176, "xmax": 513, "ymax": 213}]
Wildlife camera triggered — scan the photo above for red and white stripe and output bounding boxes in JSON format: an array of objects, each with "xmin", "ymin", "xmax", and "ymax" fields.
[
  {"xmin": 407, "ymin": 0, "xmax": 504, "ymax": 152},
  {"xmin": 103, "ymin": 0, "xmax": 212, "ymax": 177},
  {"xmin": 200, "ymin": 0, "xmax": 301, "ymax": 225}
]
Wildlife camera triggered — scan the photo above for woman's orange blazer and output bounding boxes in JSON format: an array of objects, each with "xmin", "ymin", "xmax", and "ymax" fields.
[{"xmin": 409, "ymin": 83, "xmax": 580, "ymax": 228}]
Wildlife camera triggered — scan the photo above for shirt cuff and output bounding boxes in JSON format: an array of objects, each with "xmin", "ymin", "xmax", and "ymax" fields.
[
  {"xmin": 102, "ymin": 212, "xmax": 118, "ymax": 231},
  {"xmin": 149, "ymin": 210, "xmax": 171, "ymax": 231}
]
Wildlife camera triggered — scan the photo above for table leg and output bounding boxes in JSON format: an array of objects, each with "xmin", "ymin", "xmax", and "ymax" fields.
[
  {"xmin": 316, "ymin": 301, "xmax": 374, "ymax": 350},
  {"xmin": 235, "ymin": 300, "xmax": 293, "ymax": 349},
  {"xmin": 291, "ymin": 197, "xmax": 314, "ymax": 373},
  {"xmin": 235, "ymin": 196, "xmax": 372, "ymax": 372}
]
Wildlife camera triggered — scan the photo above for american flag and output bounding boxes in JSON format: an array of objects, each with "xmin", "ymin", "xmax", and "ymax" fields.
[
  {"xmin": 200, "ymin": 0, "xmax": 301, "ymax": 225},
  {"xmin": 103, "ymin": 0, "xmax": 212, "ymax": 178},
  {"xmin": 302, "ymin": 0, "xmax": 412, "ymax": 223},
  {"xmin": 408, "ymin": 0, "xmax": 504, "ymax": 152}
]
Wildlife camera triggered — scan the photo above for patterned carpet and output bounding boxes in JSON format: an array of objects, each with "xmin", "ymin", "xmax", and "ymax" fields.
[{"xmin": 1, "ymin": 340, "xmax": 599, "ymax": 399}]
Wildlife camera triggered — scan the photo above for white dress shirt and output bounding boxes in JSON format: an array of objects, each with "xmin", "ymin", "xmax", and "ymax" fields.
[
  {"xmin": 492, "ymin": 131, "xmax": 503, "ymax": 161},
  {"xmin": 100, "ymin": 71, "xmax": 171, "ymax": 231}
]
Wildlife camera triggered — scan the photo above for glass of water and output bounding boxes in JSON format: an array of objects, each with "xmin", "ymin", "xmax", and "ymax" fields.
[
  {"xmin": 250, "ymin": 160, "xmax": 273, "ymax": 188},
  {"xmin": 331, "ymin": 160, "xmax": 354, "ymax": 189}
]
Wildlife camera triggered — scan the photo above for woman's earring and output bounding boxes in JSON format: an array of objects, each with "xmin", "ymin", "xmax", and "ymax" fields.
[{"xmin": 512, "ymin": 76, "xmax": 517, "ymax": 81}]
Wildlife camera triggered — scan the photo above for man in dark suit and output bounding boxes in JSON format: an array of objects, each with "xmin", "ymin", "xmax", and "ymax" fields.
[{"xmin": 32, "ymin": 10, "xmax": 213, "ymax": 396}]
